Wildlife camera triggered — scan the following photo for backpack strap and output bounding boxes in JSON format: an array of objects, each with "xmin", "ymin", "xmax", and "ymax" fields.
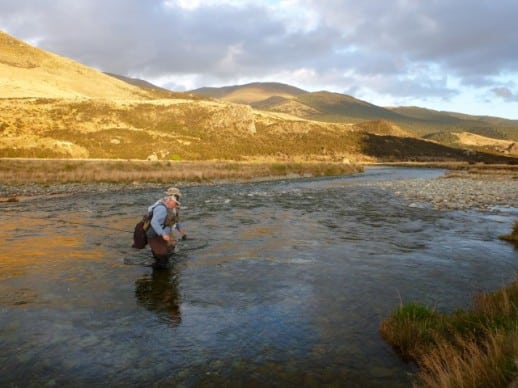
[{"xmin": 143, "ymin": 202, "xmax": 167, "ymax": 231}]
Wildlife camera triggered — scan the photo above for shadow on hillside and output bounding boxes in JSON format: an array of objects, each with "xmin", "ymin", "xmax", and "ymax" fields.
[{"xmin": 359, "ymin": 134, "xmax": 518, "ymax": 164}]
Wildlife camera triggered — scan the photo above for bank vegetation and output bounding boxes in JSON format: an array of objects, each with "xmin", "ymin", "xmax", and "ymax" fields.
[
  {"xmin": 380, "ymin": 276, "xmax": 518, "ymax": 387},
  {"xmin": 0, "ymin": 158, "xmax": 362, "ymax": 186},
  {"xmin": 500, "ymin": 221, "xmax": 518, "ymax": 244}
]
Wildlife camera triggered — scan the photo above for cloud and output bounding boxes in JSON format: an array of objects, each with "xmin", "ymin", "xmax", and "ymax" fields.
[
  {"xmin": 492, "ymin": 87, "xmax": 518, "ymax": 102},
  {"xmin": 1, "ymin": 0, "xmax": 518, "ymax": 118}
]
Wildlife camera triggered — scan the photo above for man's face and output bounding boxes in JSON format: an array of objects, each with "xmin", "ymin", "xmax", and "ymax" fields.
[{"xmin": 165, "ymin": 197, "xmax": 177, "ymax": 208}]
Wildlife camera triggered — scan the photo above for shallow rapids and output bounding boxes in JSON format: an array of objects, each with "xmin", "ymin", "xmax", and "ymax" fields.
[{"xmin": 1, "ymin": 166, "xmax": 517, "ymax": 386}]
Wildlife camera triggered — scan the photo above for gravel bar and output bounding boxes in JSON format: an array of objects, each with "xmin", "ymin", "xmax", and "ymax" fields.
[
  {"xmin": 374, "ymin": 173, "xmax": 518, "ymax": 210},
  {"xmin": 1, "ymin": 172, "xmax": 517, "ymax": 211}
]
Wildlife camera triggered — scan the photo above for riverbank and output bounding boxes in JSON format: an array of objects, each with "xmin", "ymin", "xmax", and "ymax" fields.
[
  {"xmin": 381, "ymin": 278, "xmax": 518, "ymax": 387},
  {"xmin": 0, "ymin": 159, "xmax": 362, "ymax": 201},
  {"xmin": 373, "ymin": 169, "xmax": 518, "ymax": 210},
  {"xmin": 374, "ymin": 165, "xmax": 518, "ymax": 387},
  {"xmin": 2, "ymin": 161, "xmax": 518, "ymax": 208}
]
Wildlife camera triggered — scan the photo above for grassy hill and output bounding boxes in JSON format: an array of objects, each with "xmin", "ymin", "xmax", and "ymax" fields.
[
  {"xmin": 1, "ymin": 31, "xmax": 517, "ymax": 164},
  {"xmin": 296, "ymin": 91, "xmax": 407, "ymax": 123},
  {"xmin": 191, "ymin": 82, "xmax": 307, "ymax": 104},
  {"xmin": 0, "ymin": 31, "xmax": 157, "ymax": 100},
  {"xmin": 425, "ymin": 131, "xmax": 518, "ymax": 155},
  {"xmin": 389, "ymin": 106, "xmax": 518, "ymax": 140},
  {"xmin": 194, "ymin": 83, "xmax": 518, "ymax": 141}
]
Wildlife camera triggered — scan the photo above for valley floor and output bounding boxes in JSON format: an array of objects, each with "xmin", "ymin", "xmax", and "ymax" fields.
[{"xmin": 1, "ymin": 160, "xmax": 517, "ymax": 211}]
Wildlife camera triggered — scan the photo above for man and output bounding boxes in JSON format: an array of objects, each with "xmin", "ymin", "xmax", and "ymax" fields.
[
  {"xmin": 146, "ymin": 188, "xmax": 186, "ymax": 269},
  {"xmin": 162, "ymin": 187, "xmax": 187, "ymax": 243}
]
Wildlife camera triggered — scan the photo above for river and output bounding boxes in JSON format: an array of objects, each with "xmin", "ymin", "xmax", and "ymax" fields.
[{"xmin": 1, "ymin": 166, "xmax": 517, "ymax": 387}]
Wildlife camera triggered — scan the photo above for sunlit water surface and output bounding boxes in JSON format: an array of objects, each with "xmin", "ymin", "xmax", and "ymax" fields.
[{"xmin": 1, "ymin": 167, "xmax": 517, "ymax": 386}]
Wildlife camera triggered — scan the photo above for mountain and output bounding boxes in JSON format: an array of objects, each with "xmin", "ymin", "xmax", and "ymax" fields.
[
  {"xmin": 389, "ymin": 106, "xmax": 518, "ymax": 140},
  {"xmin": 193, "ymin": 82, "xmax": 518, "ymax": 140},
  {"xmin": 192, "ymin": 83, "xmax": 414, "ymax": 123},
  {"xmin": 104, "ymin": 72, "xmax": 165, "ymax": 90},
  {"xmin": 0, "ymin": 31, "xmax": 157, "ymax": 100},
  {"xmin": 1, "ymin": 31, "xmax": 517, "ymax": 164},
  {"xmin": 296, "ymin": 91, "xmax": 407, "ymax": 123},
  {"xmin": 103, "ymin": 72, "xmax": 195, "ymax": 99},
  {"xmin": 191, "ymin": 82, "xmax": 307, "ymax": 104}
]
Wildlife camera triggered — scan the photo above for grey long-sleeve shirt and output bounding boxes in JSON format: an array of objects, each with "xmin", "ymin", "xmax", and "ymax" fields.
[
  {"xmin": 148, "ymin": 202, "xmax": 170, "ymax": 237},
  {"xmin": 146, "ymin": 201, "xmax": 182, "ymax": 238}
]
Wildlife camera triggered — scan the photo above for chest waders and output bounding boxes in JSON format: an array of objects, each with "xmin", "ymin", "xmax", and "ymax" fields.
[{"xmin": 149, "ymin": 203, "xmax": 178, "ymax": 270}]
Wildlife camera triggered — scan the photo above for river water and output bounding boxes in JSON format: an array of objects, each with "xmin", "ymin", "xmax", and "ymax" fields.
[{"xmin": 1, "ymin": 167, "xmax": 517, "ymax": 387}]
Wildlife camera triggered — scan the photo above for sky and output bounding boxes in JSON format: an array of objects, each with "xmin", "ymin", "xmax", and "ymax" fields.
[{"xmin": 1, "ymin": 0, "xmax": 518, "ymax": 119}]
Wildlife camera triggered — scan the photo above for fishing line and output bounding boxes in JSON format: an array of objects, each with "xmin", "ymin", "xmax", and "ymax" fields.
[
  {"xmin": 12, "ymin": 212, "xmax": 134, "ymax": 233},
  {"xmin": 55, "ymin": 219, "xmax": 132, "ymax": 233},
  {"xmin": 12, "ymin": 212, "xmax": 208, "ymax": 250},
  {"xmin": 174, "ymin": 238, "xmax": 209, "ymax": 251}
]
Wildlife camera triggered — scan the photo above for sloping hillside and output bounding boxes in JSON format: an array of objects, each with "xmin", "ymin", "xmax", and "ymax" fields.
[
  {"xmin": 104, "ymin": 72, "xmax": 203, "ymax": 100},
  {"xmin": 296, "ymin": 91, "xmax": 408, "ymax": 123},
  {"xmin": 425, "ymin": 131, "xmax": 518, "ymax": 155},
  {"xmin": 192, "ymin": 83, "xmax": 403, "ymax": 123},
  {"xmin": 390, "ymin": 106, "xmax": 518, "ymax": 140},
  {"xmin": 191, "ymin": 82, "xmax": 307, "ymax": 104},
  {"xmin": 354, "ymin": 120, "xmax": 415, "ymax": 138},
  {"xmin": 192, "ymin": 82, "xmax": 518, "ymax": 141},
  {"xmin": 1, "ymin": 31, "xmax": 517, "ymax": 164},
  {"xmin": 0, "ymin": 31, "xmax": 155, "ymax": 100}
]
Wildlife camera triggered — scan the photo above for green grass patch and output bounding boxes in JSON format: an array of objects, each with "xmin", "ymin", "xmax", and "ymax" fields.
[
  {"xmin": 500, "ymin": 220, "xmax": 518, "ymax": 244},
  {"xmin": 380, "ymin": 278, "xmax": 518, "ymax": 387}
]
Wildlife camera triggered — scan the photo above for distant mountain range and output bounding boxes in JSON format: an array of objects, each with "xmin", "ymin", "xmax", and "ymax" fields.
[
  {"xmin": 1, "ymin": 30, "xmax": 517, "ymax": 162},
  {"xmin": 191, "ymin": 82, "xmax": 518, "ymax": 140}
]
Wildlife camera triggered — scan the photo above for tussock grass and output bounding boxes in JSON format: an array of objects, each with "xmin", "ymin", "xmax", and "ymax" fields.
[
  {"xmin": 0, "ymin": 159, "xmax": 362, "ymax": 186},
  {"xmin": 500, "ymin": 221, "xmax": 518, "ymax": 244},
  {"xmin": 418, "ymin": 331, "xmax": 518, "ymax": 388},
  {"xmin": 380, "ymin": 279, "xmax": 518, "ymax": 387}
]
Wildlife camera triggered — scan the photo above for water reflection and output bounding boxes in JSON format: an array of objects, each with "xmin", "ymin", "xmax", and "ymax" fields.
[
  {"xmin": 1, "ymin": 167, "xmax": 518, "ymax": 387},
  {"xmin": 134, "ymin": 267, "xmax": 182, "ymax": 327}
]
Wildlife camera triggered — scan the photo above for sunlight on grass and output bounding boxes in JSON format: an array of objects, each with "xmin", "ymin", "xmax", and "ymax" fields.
[
  {"xmin": 380, "ymin": 278, "xmax": 518, "ymax": 387},
  {"xmin": 0, "ymin": 159, "xmax": 363, "ymax": 186}
]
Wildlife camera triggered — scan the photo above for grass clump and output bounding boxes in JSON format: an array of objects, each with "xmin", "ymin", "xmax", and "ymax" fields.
[
  {"xmin": 380, "ymin": 279, "xmax": 518, "ymax": 387},
  {"xmin": 500, "ymin": 220, "xmax": 518, "ymax": 244}
]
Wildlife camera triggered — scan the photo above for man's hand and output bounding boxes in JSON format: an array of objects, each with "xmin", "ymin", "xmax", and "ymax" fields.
[{"xmin": 162, "ymin": 234, "xmax": 170, "ymax": 241}]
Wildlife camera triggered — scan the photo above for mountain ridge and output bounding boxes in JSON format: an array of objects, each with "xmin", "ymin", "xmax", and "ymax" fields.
[
  {"xmin": 1, "ymin": 30, "xmax": 517, "ymax": 164},
  {"xmin": 0, "ymin": 30, "xmax": 156, "ymax": 100},
  {"xmin": 190, "ymin": 82, "xmax": 518, "ymax": 140}
]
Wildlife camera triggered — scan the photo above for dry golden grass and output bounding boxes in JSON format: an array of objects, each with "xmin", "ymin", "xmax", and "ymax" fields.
[
  {"xmin": 0, "ymin": 159, "xmax": 362, "ymax": 186},
  {"xmin": 224, "ymin": 87, "xmax": 296, "ymax": 104},
  {"xmin": 500, "ymin": 221, "xmax": 518, "ymax": 244},
  {"xmin": 416, "ymin": 331, "xmax": 517, "ymax": 388},
  {"xmin": 455, "ymin": 131, "xmax": 516, "ymax": 149},
  {"xmin": 381, "ymin": 278, "xmax": 518, "ymax": 387},
  {"xmin": 0, "ymin": 31, "xmax": 153, "ymax": 100},
  {"xmin": 379, "ymin": 162, "xmax": 518, "ymax": 176}
]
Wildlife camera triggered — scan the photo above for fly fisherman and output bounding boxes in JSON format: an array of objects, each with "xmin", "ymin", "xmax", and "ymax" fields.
[{"xmin": 146, "ymin": 187, "xmax": 187, "ymax": 269}]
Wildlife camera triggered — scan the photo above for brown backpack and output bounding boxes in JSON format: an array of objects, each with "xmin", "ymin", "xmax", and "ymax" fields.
[
  {"xmin": 132, "ymin": 203, "xmax": 168, "ymax": 249},
  {"xmin": 132, "ymin": 213, "xmax": 151, "ymax": 249}
]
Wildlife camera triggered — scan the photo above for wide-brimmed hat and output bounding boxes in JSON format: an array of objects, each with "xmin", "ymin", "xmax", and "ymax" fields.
[{"xmin": 164, "ymin": 187, "xmax": 181, "ymax": 198}]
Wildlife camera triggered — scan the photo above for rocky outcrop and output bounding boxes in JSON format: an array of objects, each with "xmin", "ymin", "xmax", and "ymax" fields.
[
  {"xmin": 206, "ymin": 104, "xmax": 256, "ymax": 133},
  {"xmin": 507, "ymin": 142, "xmax": 518, "ymax": 154}
]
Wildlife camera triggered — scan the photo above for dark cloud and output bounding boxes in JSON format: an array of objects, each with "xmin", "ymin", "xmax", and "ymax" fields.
[
  {"xmin": 492, "ymin": 87, "xmax": 518, "ymax": 102},
  {"xmin": 1, "ymin": 0, "xmax": 517, "ymax": 117}
]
